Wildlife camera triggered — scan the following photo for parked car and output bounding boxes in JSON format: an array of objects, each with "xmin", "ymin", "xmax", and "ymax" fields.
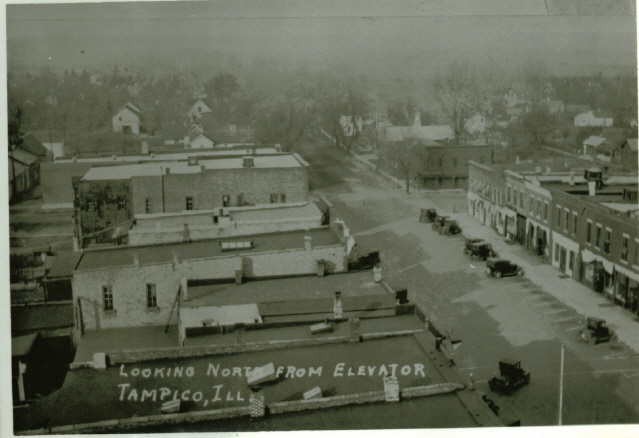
[
  {"xmin": 580, "ymin": 317, "xmax": 616, "ymax": 345},
  {"xmin": 419, "ymin": 208, "xmax": 438, "ymax": 223},
  {"xmin": 485, "ymin": 259, "xmax": 523, "ymax": 278},
  {"xmin": 464, "ymin": 238, "xmax": 484, "ymax": 254},
  {"xmin": 468, "ymin": 242, "xmax": 497, "ymax": 261},
  {"xmin": 489, "ymin": 358, "xmax": 530, "ymax": 394},
  {"xmin": 439, "ymin": 219, "xmax": 462, "ymax": 235},
  {"xmin": 431, "ymin": 215, "xmax": 450, "ymax": 232}
]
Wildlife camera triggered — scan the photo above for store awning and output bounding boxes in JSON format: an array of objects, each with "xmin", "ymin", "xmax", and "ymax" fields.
[
  {"xmin": 614, "ymin": 264, "xmax": 639, "ymax": 283},
  {"xmin": 551, "ymin": 232, "xmax": 580, "ymax": 254},
  {"xmin": 582, "ymin": 249, "xmax": 595, "ymax": 264}
]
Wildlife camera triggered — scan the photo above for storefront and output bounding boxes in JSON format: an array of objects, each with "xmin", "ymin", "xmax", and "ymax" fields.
[
  {"xmin": 613, "ymin": 264, "xmax": 639, "ymax": 313},
  {"xmin": 496, "ymin": 207, "xmax": 517, "ymax": 238},
  {"xmin": 551, "ymin": 232, "xmax": 580, "ymax": 278},
  {"xmin": 581, "ymin": 249, "xmax": 612, "ymax": 294},
  {"xmin": 526, "ymin": 217, "xmax": 550, "ymax": 259}
]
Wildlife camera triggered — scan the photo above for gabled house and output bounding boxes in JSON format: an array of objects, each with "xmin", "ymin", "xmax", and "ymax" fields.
[
  {"xmin": 26, "ymin": 131, "xmax": 63, "ymax": 159},
  {"xmin": 545, "ymin": 99, "xmax": 565, "ymax": 114},
  {"xmin": 189, "ymin": 133, "xmax": 215, "ymax": 149},
  {"xmin": 187, "ymin": 98, "xmax": 213, "ymax": 121},
  {"xmin": 582, "ymin": 135, "xmax": 607, "ymax": 156},
  {"xmin": 574, "ymin": 111, "xmax": 613, "ymax": 128},
  {"xmin": 112, "ymin": 102, "xmax": 140, "ymax": 134},
  {"xmin": 21, "ymin": 134, "xmax": 52, "ymax": 162},
  {"xmin": 464, "ymin": 113, "xmax": 486, "ymax": 134}
]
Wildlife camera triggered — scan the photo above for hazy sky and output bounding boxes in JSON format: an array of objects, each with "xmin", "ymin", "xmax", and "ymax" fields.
[{"xmin": 5, "ymin": 1, "xmax": 638, "ymax": 78}]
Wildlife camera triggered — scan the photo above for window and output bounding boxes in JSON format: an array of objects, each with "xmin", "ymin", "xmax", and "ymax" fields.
[
  {"xmin": 508, "ymin": 187, "xmax": 512, "ymax": 203},
  {"xmin": 529, "ymin": 198, "xmax": 534, "ymax": 214},
  {"xmin": 572, "ymin": 213, "xmax": 578, "ymax": 235},
  {"xmin": 117, "ymin": 195, "xmax": 127, "ymax": 210},
  {"xmin": 270, "ymin": 193, "xmax": 278, "ymax": 203},
  {"xmin": 280, "ymin": 193, "xmax": 286, "ymax": 203},
  {"xmin": 145, "ymin": 198, "xmax": 152, "ymax": 214},
  {"xmin": 453, "ymin": 158, "xmax": 458, "ymax": 167},
  {"xmin": 535, "ymin": 199, "xmax": 540, "ymax": 217},
  {"xmin": 556, "ymin": 205, "xmax": 562, "ymax": 228},
  {"xmin": 186, "ymin": 196, "xmax": 193, "ymax": 211},
  {"xmin": 237, "ymin": 193, "xmax": 244, "ymax": 206},
  {"xmin": 87, "ymin": 197, "xmax": 95, "ymax": 212},
  {"xmin": 146, "ymin": 284, "xmax": 157, "ymax": 308},
  {"xmin": 564, "ymin": 210, "xmax": 569, "ymax": 232},
  {"xmin": 102, "ymin": 286, "xmax": 113, "ymax": 311},
  {"xmin": 519, "ymin": 191, "xmax": 523, "ymax": 208},
  {"xmin": 222, "ymin": 195, "xmax": 230, "ymax": 207},
  {"xmin": 595, "ymin": 225, "xmax": 602, "ymax": 247},
  {"xmin": 604, "ymin": 229, "xmax": 611, "ymax": 254},
  {"xmin": 544, "ymin": 202, "xmax": 549, "ymax": 221},
  {"xmin": 621, "ymin": 236, "xmax": 629, "ymax": 262},
  {"xmin": 438, "ymin": 158, "xmax": 443, "ymax": 168},
  {"xmin": 586, "ymin": 221, "xmax": 592, "ymax": 243},
  {"xmin": 198, "ymin": 106, "xmax": 202, "ymax": 113},
  {"xmin": 555, "ymin": 244, "xmax": 560, "ymax": 262}
]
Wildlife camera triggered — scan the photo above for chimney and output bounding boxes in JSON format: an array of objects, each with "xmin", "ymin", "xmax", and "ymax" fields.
[
  {"xmin": 112, "ymin": 155, "xmax": 117, "ymax": 161},
  {"xmin": 304, "ymin": 235, "xmax": 312, "ymax": 251},
  {"xmin": 243, "ymin": 156, "xmax": 254, "ymax": 168},
  {"xmin": 413, "ymin": 112, "xmax": 421, "ymax": 127},
  {"xmin": 275, "ymin": 144, "xmax": 282, "ymax": 153},
  {"xmin": 188, "ymin": 156, "xmax": 199, "ymax": 166},
  {"xmin": 333, "ymin": 292, "xmax": 343, "ymax": 319},
  {"xmin": 150, "ymin": 152, "xmax": 155, "ymax": 158},
  {"xmin": 200, "ymin": 165, "xmax": 205, "ymax": 172},
  {"xmin": 181, "ymin": 276, "xmax": 188, "ymax": 301},
  {"xmin": 588, "ymin": 181, "xmax": 596, "ymax": 196},
  {"xmin": 141, "ymin": 141, "xmax": 149, "ymax": 155},
  {"xmin": 133, "ymin": 253, "xmax": 140, "ymax": 269},
  {"xmin": 165, "ymin": 167, "xmax": 171, "ymax": 175},
  {"xmin": 569, "ymin": 170, "xmax": 575, "ymax": 186}
]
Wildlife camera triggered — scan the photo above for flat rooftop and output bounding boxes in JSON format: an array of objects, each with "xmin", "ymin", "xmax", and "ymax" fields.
[
  {"xmin": 184, "ymin": 270, "xmax": 388, "ymax": 308},
  {"xmin": 26, "ymin": 315, "xmax": 484, "ymax": 431},
  {"xmin": 54, "ymin": 147, "xmax": 279, "ymax": 164},
  {"xmin": 75, "ymin": 227, "xmax": 341, "ymax": 271},
  {"xmin": 81, "ymin": 154, "xmax": 305, "ymax": 181},
  {"xmin": 230, "ymin": 202, "xmax": 321, "ymax": 222}
]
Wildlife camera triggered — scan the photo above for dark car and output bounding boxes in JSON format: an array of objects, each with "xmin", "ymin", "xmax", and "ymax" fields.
[
  {"xmin": 488, "ymin": 358, "xmax": 530, "ymax": 394},
  {"xmin": 463, "ymin": 238, "xmax": 484, "ymax": 254},
  {"xmin": 580, "ymin": 317, "xmax": 616, "ymax": 346},
  {"xmin": 468, "ymin": 242, "xmax": 497, "ymax": 261},
  {"xmin": 439, "ymin": 219, "xmax": 462, "ymax": 235},
  {"xmin": 485, "ymin": 259, "xmax": 523, "ymax": 278},
  {"xmin": 419, "ymin": 208, "xmax": 438, "ymax": 223},
  {"xmin": 431, "ymin": 215, "xmax": 450, "ymax": 232}
]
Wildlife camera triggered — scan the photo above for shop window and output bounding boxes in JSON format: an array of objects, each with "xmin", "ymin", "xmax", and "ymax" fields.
[
  {"xmin": 117, "ymin": 195, "xmax": 127, "ymax": 210},
  {"xmin": 621, "ymin": 236, "xmax": 629, "ymax": 262},
  {"xmin": 103, "ymin": 286, "xmax": 113, "ymax": 311},
  {"xmin": 146, "ymin": 283, "xmax": 157, "ymax": 308},
  {"xmin": 569, "ymin": 251, "xmax": 575, "ymax": 271},
  {"xmin": 186, "ymin": 196, "xmax": 194, "ymax": 211},
  {"xmin": 586, "ymin": 221, "xmax": 592, "ymax": 243},
  {"xmin": 555, "ymin": 244, "xmax": 560, "ymax": 262},
  {"xmin": 595, "ymin": 225, "xmax": 602, "ymax": 247},
  {"xmin": 145, "ymin": 198, "xmax": 152, "ymax": 214}
]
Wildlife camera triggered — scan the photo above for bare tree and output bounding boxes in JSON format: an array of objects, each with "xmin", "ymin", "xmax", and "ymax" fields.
[
  {"xmin": 378, "ymin": 139, "xmax": 425, "ymax": 194},
  {"xmin": 432, "ymin": 62, "xmax": 484, "ymax": 144}
]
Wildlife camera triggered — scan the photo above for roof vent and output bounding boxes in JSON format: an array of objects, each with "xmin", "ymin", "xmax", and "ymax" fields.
[{"xmin": 188, "ymin": 156, "xmax": 199, "ymax": 166}]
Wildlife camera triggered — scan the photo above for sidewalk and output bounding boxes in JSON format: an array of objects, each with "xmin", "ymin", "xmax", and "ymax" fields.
[{"xmin": 448, "ymin": 206, "xmax": 639, "ymax": 355}]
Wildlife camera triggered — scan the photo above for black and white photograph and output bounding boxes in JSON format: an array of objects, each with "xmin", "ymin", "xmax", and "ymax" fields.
[{"xmin": 2, "ymin": 0, "xmax": 638, "ymax": 435}]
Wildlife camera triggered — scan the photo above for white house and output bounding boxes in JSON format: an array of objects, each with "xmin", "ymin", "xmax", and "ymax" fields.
[
  {"xmin": 112, "ymin": 103, "xmax": 140, "ymax": 134},
  {"xmin": 187, "ymin": 98, "xmax": 212, "ymax": 121},
  {"xmin": 340, "ymin": 115, "xmax": 363, "ymax": 137},
  {"xmin": 189, "ymin": 133, "xmax": 215, "ymax": 149},
  {"xmin": 464, "ymin": 113, "xmax": 486, "ymax": 134},
  {"xmin": 545, "ymin": 99, "xmax": 565, "ymax": 114},
  {"xmin": 574, "ymin": 111, "xmax": 613, "ymax": 127},
  {"xmin": 582, "ymin": 135, "xmax": 606, "ymax": 156}
]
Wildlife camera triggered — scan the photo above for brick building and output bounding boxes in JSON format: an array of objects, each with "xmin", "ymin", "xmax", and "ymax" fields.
[
  {"xmin": 468, "ymin": 161, "xmax": 639, "ymax": 314},
  {"xmin": 418, "ymin": 142, "xmax": 494, "ymax": 190},
  {"xmin": 71, "ymin": 226, "xmax": 351, "ymax": 338},
  {"xmin": 75, "ymin": 153, "xmax": 308, "ymax": 246}
]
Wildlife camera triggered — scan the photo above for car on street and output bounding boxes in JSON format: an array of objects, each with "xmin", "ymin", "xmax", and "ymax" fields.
[
  {"xmin": 463, "ymin": 238, "xmax": 484, "ymax": 254},
  {"xmin": 467, "ymin": 242, "xmax": 497, "ymax": 260},
  {"xmin": 485, "ymin": 259, "xmax": 524, "ymax": 278},
  {"xmin": 489, "ymin": 358, "xmax": 531, "ymax": 394}
]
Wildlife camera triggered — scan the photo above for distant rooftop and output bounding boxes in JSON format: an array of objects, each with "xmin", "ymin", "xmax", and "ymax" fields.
[
  {"xmin": 81, "ymin": 153, "xmax": 305, "ymax": 181},
  {"xmin": 75, "ymin": 227, "xmax": 341, "ymax": 271},
  {"xmin": 385, "ymin": 125, "xmax": 454, "ymax": 142}
]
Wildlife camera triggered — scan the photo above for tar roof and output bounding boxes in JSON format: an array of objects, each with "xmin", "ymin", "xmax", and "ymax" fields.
[
  {"xmin": 184, "ymin": 270, "xmax": 386, "ymax": 308},
  {"xmin": 11, "ymin": 304, "xmax": 74, "ymax": 333},
  {"xmin": 230, "ymin": 202, "xmax": 321, "ymax": 222},
  {"xmin": 75, "ymin": 227, "xmax": 341, "ymax": 271},
  {"xmin": 81, "ymin": 154, "xmax": 304, "ymax": 181},
  {"xmin": 12, "ymin": 333, "xmax": 39, "ymax": 357},
  {"xmin": 45, "ymin": 252, "xmax": 84, "ymax": 279}
]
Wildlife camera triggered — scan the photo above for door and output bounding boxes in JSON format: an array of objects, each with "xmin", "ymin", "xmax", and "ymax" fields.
[{"xmin": 559, "ymin": 248, "xmax": 567, "ymax": 272}]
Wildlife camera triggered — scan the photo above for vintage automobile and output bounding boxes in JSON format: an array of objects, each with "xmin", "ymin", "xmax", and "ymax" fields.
[
  {"xmin": 439, "ymin": 219, "xmax": 462, "ymax": 235},
  {"xmin": 580, "ymin": 317, "xmax": 616, "ymax": 346},
  {"xmin": 485, "ymin": 259, "xmax": 524, "ymax": 278},
  {"xmin": 431, "ymin": 215, "xmax": 450, "ymax": 232},
  {"xmin": 488, "ymin": 358, "xmax": 531, "ymax": 394},
  {"xmin": 463, "ymin": 238, "xmax": 484, "ymax": 254},
  {"xmin": 468, "ymin": 242, "xmax": 498, "ymax": 261},
  {"xmin": 419, "ymin": 208, "xmax": 438, "ymax": 223}
]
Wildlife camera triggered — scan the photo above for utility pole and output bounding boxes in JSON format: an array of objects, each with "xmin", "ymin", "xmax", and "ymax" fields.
[{"xmin": 558, "ymin": 343, "xmax": 565, "ymax": 426}]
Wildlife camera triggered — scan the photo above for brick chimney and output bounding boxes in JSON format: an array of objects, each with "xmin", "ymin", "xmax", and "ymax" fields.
[{"xmin": 333, "ymin": 292, "xmax": 343, "ymax": 319}]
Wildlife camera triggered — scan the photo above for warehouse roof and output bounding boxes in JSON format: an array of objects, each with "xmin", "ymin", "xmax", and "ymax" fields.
[
  {"xmin": 75, "ymin": 227, "xmax": 341, "ymax": 271},
  {"xmin": 81, "ymin": 154, "xmax": 305, "ymax": 181}
]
